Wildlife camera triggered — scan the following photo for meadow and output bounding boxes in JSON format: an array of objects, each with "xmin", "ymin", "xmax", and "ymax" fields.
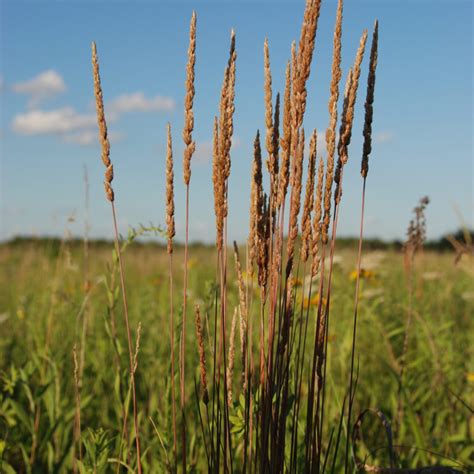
[
  {"xmin": 0, "ymin": 238, "xmax": 472, "ymax": 472},
  {"xmin": 1, "ymin": 0, "xmax": 473, "ymax": 472}
]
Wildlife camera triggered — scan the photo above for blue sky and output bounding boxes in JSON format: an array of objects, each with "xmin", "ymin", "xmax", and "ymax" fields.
[{"xmin": 1, "ymin": 0, "xmax": 472, "ymax": 244}]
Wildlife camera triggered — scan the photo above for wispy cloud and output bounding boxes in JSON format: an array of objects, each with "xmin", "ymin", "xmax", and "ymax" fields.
[
  {"xmin": 193, "ymin": 136, "xmax": 241, "ymax": 165},
  {"xmin": 61, "ymin": 130, "xmax": 124, "ymax": 146},
  {"xmin": 10, "ymin": 68, "xmax": 174, "ymax": 146},
  {"xmin": 194, "ymin": 141, "xmax": 213, "ymax": 164},
  {"xmin": 107, "ymin": 92, "xmax": 175, "ymax": 117},
  {"xmin": 11, "ymin": 107, "xmax": 96, "ymax": 135},
  {"xmin": 11, "ymin": 70, "xmax": 66, "ymax": 107},
  {"xmin": 374, "ymin": 130, "xmax": 394, "ymax": 144}
]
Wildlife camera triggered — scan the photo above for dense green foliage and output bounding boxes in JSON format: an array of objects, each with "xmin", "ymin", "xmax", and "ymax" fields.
[{"xmin": 0, "ymin": 238, "xmax": 472, "ymax": 472}]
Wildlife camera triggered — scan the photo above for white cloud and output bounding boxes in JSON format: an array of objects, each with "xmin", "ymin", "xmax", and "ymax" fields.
[
  {"xmin": 375, "ymin": 130, "xmax": 394, "ymax": 144},
  {"xmin": 108, "ymin": 92, "xmax": 175, "ymax": 116},
  {"xmin": 231, "ymin": 136, "xmax": 241, "ymax": 149},
  {"xmin": 62, "ymin": 130, "xmax": 124, "ymax": 146},
  {"xmin": 10, "ymin": 88, "xmax": 174, "ymax": 146},
  {"xmin": 11, "ymin": 107, "xmax": 96, "ymax": 135},
  {"xmin": 12, "ymin": 70, "xmax": 66, "ymax": 107},
  {"xmin": 194, "ymin": 141, "xmax": 213, "ymax": 164},
  {"xmin": 303, "ymin": 128, "xmax": 328, "ymax": 157},
  {"xmin": 194, "ymin": 136, "xmax": 241, "ymax": 165}
]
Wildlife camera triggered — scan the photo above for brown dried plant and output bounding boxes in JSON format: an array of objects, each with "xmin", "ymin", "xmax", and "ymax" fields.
[
  {"xmin": 301, "ymin": 129, "xmax": 317, "ymax": 262},
  {"xmin": 180, "ymin": 13, "xmax": 198, "ymax": 470},
  {"xmin": 194, "ymin": 305, "xmax": 209, "ymax": 405},
  {"xmin": 92, "ymin": 41, "xmax": 142, "ymax": 474},
  {"xmin": 165, "ymin": 122, "xmax": 178, "ymax": 457}
]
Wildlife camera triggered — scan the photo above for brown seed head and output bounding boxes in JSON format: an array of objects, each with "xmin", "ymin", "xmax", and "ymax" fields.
[
  {"xmin": 227, "ymin": 307, "xmax": 238, "ymax": 407},
  {"xmin": 212, "ymin": 116, "xmax": 224, "ymax": 250},
  {"xmin": 361, "ymin": 20, "xmax": 378, "ymax": 178},
  {"xmin": 333, "ymin": 68, "xmax": 353, "ymax": 198},
  {"xmin": 404, "ymin": 196, "xmax": 430, "ymax": 261},
  {"xmin": 221, "ymin": 31, "xmax": 236, "ymax": 176},
  {"xmin": 321, "ymin": 0, "xmax": 343, "ymax": 243},
  {"xmin": 286, "ymin": 128, "xmax": 305, "ymax": 264},
  {"xmin": 338, "ymin": 29, "xmax": 368, "ymax": 167},
  {"xmin": 166, "ymin": 123, "xmax": 175, "ymax": 254},
  {"xmin": 301, "ymin": 129, "xmax": 317, "ymax": 262},
  {"xmin": 264, "ymin": 38, "xmax": 274, "ymax": 164},
  {"xmin": 183, "ymin": 12, "xmax": 197, "ymax": 186},
  {"xmin": 295, "ymin": 0, "xmax": 322, "ymax": 122},
  {"xmin": 311, "ymin": 156, "xmax": 325, "ymax": 276},
  {"xmin": 233, "ymin": 241, "xmax": 248, "ymax": 377},
  {"xmin": 249, "ymin": 130, "xmax": 263, "ymax": 269},
  {"xmin": 257, "ymin": 193, "xmax": 270, "ymax": 291},
  {"xmin": 278, "ymin": 60, "xmax": 292, "ymax": 208},
  {"xmin": 194, "ymin": 305, "xmax": 209, "ymax": 404},
  {"xmin": 92, "ymin": 42, "xmax": 114, "ymax": 202}
]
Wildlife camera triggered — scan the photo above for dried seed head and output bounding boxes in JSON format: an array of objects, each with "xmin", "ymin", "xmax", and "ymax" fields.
[
  {"xmin": 361, "ymin": 20, "xmax": 378, "ymax": 178},
  {"xmin": 272, "ymin": 92, "xmax": 281, "ymax": 176},
  {"xmin": 278, "ymin": 60, "xmax": 292, "ymax": 208},
  {"xmin": 166, "ymin": 123, "xmax": 175, "ymax": 254},
  {"xmin": 404, "ymin": 196, "xmax": 430, "ymax": 259},
  {"xmin": 332, "ymin": 68, "xmax": 353, "ymax": 199},
  {"xmin": 194, "ymin": 305, "xmax": 209, "ymax": 404},
  {"xmin": 217, "ymin": 30, "xmax": 237, "ymax": 224},
  {"xmin": 233, "ymin": 241, "xmax": 248, "ymax": 391},
  {"xmin": 301, "ymin": 129, "xmax": 317, "ymax": 262},
  {"xmin": 249, "ymin": 130, "xmax": 263, "ymax": 269},
  {"xmin": 321, "ymin": 0, "xmax": 344, "ymax": 244},
  {"xmin": 132, "ymin": 322, "xmax": 142, "ymax": 375},
  {"xmin": 227, "ymin": 307, "xmax": 238, "ymax": 407},
  {"xmin": 92, "ymin": 42, "xmax": 114, "ymax": 202},
  {"xmin": 286, "ymin": 128, "xmax": 305, "ymax": 265},
  {"xmin": 264, "ymin": 38, "xmax": 274, "ymax": 165},
  {"xmin": 263, "ymin": 42, "xmax": 276, "ymax": 193},
  {"xmin": 212, "ymin": 116, "xmax": 224, "ymax": 250},
  {"xmin": 334, "ymin": 30, "xmax": 368, "ymax": 205},
  {"xmin": 295, "ymin": 0, "xmax": 322, "ymax": 123},
  {"xmin": 290, "ymin": 41, "xmax": 298, "ymax": 172},
  {"xmin": 311, "ymin": 156, "xmax": 325, "ymax": 276},
  {"xmin": 183, "ymin": 11, "xmax": 197, "ymax": 186},
  {"xmin": 257, "ymin": 193, "xmax": 270, "ymax": 291},
  {"xmin": 338, "ymin": 29, "xmax": 368, "ymax": 168}
]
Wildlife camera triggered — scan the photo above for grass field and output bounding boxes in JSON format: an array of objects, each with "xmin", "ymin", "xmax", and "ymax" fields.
[
  {"xmin": 0, "ymin": 238, "xmax": 472, "ymax": 472},
  {"xmin": 1, "ymin": 0, "xmax": 473, "ymax": 472}
]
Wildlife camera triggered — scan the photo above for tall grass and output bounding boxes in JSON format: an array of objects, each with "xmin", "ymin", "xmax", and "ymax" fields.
[{"xmin": 0, "ymin": 1, "xmax": 472, "ymax": 473}]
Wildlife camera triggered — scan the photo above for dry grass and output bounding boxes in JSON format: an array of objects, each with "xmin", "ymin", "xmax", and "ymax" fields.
[{"xmin": 6, "ymin": 1, "xmax": 463, "ymax": 473}]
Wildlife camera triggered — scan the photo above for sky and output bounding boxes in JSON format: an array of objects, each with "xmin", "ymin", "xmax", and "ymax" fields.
[{"xmin": 0, "ymin": 0, "xmax": 472, "ymax": 245}]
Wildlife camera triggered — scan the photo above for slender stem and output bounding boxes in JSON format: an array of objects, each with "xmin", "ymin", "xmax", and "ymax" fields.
[
  {"xmin": 111, "ymin": 202, "xmax": 142, "ymax": 474},
  {"xmin": 169, "ymin": 254, "xmax": 178, "ymax": 464},
  {"xmin": 344, "ymin": 177, "xmax": 366, "ymax": 473},
  {"xmin": 181, "ymin": 183, "xmax": 190, "ymax": 472}
]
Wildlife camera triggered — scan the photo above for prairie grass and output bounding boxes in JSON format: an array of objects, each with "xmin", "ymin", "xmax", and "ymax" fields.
[{"xmin": 0, "ymin": 0, "xmax": 473, "ymax": 473}]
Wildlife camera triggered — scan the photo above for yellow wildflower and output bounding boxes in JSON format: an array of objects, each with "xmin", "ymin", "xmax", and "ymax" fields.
[
  {"xmin": 349, "ymin": 268, "xmax": 376, "ymax": 281},
  {"xmin": 292, "ymin": 277, "xmax": 303, "ymax": 288},
  {"xmin": 302, "ymin": 293, "xmax": 326, "ymax": 309}
]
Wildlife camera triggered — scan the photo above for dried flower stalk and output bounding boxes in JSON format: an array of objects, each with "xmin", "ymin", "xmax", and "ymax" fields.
[
  {"xmin": 183, "ymin": 12, "xmax": 197, "ymax": 186},
  {"xmin": 194, "ymin": 305, "xmax": 209, "ymax": 404},
  {"xmin": 321, "ymin": 0, "xmax": 343, "ymax": 245},
  {"xmin": 166, "ymin": 123, "xmax": 175, "ymax": 254},
  {"xmin": 361, "ymin": 20, "xmax": 379, "ymax": 178},
  {"xmin": 92, "ymin": 42, "xmax": 114, "ymax": 203},
  {"xmin": 311, "ymin": 156, "xmax": 325, "ymax": 276},
  {"xmin": 301, "ymin": 129, "xmax": 317, "ymax": 262}
]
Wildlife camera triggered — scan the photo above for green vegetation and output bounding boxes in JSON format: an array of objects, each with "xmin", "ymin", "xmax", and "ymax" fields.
[{"xmin": 0, "ymin": 236, "xmax": 472, "ymax": 472}]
